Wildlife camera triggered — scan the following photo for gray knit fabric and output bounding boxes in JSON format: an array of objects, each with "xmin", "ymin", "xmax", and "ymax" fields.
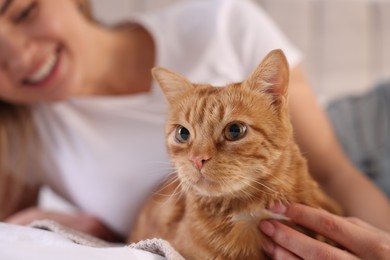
[{"xmin": 327, "ymin": 81, "xmax": 390, "ymax": 197}]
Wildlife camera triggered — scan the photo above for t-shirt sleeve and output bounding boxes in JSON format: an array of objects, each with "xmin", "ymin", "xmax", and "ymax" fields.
[{"xmin": 220, "ymin": 0, "xmax": 302, "ymax": 74}]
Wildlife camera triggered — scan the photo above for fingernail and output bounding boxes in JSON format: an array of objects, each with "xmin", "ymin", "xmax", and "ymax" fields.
[
  {"xmin": 269, "ymin": 203, "xmax": 287, "ymax": 214},
  {"xmin": 260, "ymin": 220, "xmax": 275, "ymax": 236}
]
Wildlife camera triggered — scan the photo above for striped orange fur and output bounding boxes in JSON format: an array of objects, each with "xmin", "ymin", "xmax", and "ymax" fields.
[{"xmin": 129, "ymin": 49, "xmax": 342, "ymax": 259}]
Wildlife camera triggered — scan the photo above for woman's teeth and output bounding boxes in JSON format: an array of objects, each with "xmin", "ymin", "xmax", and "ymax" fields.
[{"xmin": 26, "ymin": 53, "xmax": 58, "ymax": 84}]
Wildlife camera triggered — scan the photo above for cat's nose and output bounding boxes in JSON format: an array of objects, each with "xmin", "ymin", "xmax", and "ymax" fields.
[{"xmin": 190, "ymin": 155, "xmax": 211, "ymax": 170}]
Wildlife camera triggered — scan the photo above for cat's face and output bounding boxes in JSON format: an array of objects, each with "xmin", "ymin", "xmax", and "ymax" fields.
[{"xmin": 154, "ymin": 49, "xmax": 292, "ymax": 198}]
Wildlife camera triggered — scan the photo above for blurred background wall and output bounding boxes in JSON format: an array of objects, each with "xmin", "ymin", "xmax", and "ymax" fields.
[
  {"xmin": 90, "ymin": 0, "xmax": 390, "ymax": 105},
  {"xmin": 256, "ymin": 0, "xmax": 390, "ymax": 105}
]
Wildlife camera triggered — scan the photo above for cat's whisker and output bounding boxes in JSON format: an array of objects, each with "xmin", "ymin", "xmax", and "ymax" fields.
[
  {"xmin": 223, "ymin": 176, "xmax": 274, "ymax": 199},
  {"xmin": 146, "ymin": 161, "xmax": 175, "ymax": 166},
  {"xmin": 146, "ymin": 165, "xmax": 175, "ymax": 170},
  {"xmin": 171, "ymin": 181, "xmax": 185, "ymax": 198},
  {"xmin": 144, "ymin": 161, "xmax": 175, "ymax": 170},
  {"xmin": 241, "ymin": 180, "xmax": 273, "ymax": 198},
  {"xmin": 232, "ymin": 180, "xmax": 255, "ymax": 199},
  {"xmin": 165, "ymin": 179, "xmax": 188, "ymax": 208},
  {"xmin": 141, "ymin": 165, "xmax": 177, "ymax": 177},
  {"xmin": 237, "ymin": 175, "xmax": 278, "ymax": 195},
  {"xmin": 142, "ymin": 171, "xmax": 174, "ymax": 178},
  {"xmin": 267, "ymin": 173, "xmax": 294, "ymax": 186},
  {"xmin": 153, "ymin": 174, "xmax": 180, "ymax": 196},
  {"xmin": 253, "ymin": 180, "xmax": 277, "ymax": 194},
  {"xmin": 154, "ymin": 176, "xmax": 186, "ymax": 210}
]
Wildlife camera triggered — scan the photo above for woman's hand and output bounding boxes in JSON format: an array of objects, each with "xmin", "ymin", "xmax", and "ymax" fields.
[
  {"xmin": 5, "ymin": 206, "xmax": 122, "ymax": 242},
  {"xmin": 259, "ymin": 203, "xmax": 390, "ymax": 260}
]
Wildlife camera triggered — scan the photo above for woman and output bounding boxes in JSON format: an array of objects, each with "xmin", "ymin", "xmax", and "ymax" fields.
[{"xmin": 0, "ymin": 0, "xmax": 389, "ymax": 257}]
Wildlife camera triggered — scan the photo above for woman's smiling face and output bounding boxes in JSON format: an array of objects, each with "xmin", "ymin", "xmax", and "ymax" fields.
[{"xmin": 0, "ymin": 0, "xmax": 93, "ymax": 104}]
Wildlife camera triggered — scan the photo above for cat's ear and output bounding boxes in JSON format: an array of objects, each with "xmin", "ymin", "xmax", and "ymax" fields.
[
  {"xmin": 152, "ymin": 67, "xmax": 193, "ymax": 103},
  {"xmin": 244, "ymin": 49, "xmax": 289, "ymax": 106}
]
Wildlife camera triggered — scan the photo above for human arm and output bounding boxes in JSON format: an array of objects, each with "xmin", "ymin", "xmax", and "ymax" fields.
[
  {"xmin": 259, "ymin": 203, "xmax": 390, "ymax": 260},
  {"xmin": 288, "ymin": 65, "xmax": 390, "ymax": 231},
  {"xmin": 5, "ymin": 207, "xmax": 123, "ymax": 242},
  {"xmin": 1, "ymin": 171, "xmax": 121, "ymax": 242}
]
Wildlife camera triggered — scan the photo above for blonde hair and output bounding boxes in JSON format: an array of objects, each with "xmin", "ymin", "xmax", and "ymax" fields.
[
  {"xmin": 0, "ymin": 101, "xmax": 40, "ymax": 219},
  {"xmin": 76, "ymin": 0, "xmax": 94, "ymax": 21},
  {"xmin": 0, "ymin": 102, "xmax": 34, "ymax": 173}
]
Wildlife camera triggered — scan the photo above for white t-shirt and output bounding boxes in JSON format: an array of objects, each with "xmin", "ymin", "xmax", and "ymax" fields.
[{"xmin": 31, "ymin": 0, "xmax": 301, "ymax": 236}]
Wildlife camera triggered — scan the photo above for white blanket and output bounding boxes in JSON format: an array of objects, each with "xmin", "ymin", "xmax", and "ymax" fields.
[{"xmin": 0, "ymin": 221, "xmax": 184, "ymax": 260}]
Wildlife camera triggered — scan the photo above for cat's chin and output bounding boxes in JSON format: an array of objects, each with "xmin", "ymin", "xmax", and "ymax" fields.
[
  {"xmin": 191, "ymin": 181, "xmax": 239, "ymax": 198},
  {"xmin": 180, "ymin": 168, "xmax": 255, "ymax": 198},
  {"xmin": 186, "ymin": 177, "xmax": 225, "ymax": 198},
  {"xmin": 181, "ymin": 173, "xmax": 248, "ymax": 198},
  {"xmin": 193, "ymin": 187, "xmax": 226, "ymax": 198}
]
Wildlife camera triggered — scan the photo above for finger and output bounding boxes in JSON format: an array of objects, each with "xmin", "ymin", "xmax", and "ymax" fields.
[
  {"xmin": 273, "ymin": 245, "xmax": 301, "ymax": 260},
  {"xmin": 347, "ymin": 217, "xmax": 390, "ymax": 242},
  {"xmin": 285, "ymin": 203, "xmax": 389, "ymax": 257},
  {"xmin": 260, "ymin": 220, "xmax": 358, "ymax": 260},
  {"xmin": 346, "ymin": 217, "xmax": 384, "ymax": 233},
  {"xmin": 263, "ymin": 240, "xmax": 300, "ymax": 260}
]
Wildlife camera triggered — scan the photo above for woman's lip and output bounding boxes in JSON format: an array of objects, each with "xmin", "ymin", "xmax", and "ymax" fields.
[
  {"xmin": 26, "ymin": 53, "xmax": 58, "ymax": 83},
  {"xmin": 22, "ymin": 47, "xmax": 62, "ymax": 88}
]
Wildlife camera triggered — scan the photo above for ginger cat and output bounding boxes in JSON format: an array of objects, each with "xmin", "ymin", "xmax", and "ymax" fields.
[{"xmin": 129, "ymin": 49, "xmax": 342, "ymax": 259}]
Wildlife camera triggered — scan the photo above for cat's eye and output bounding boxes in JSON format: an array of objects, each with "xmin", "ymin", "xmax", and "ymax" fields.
[
  {"xmin": 224, "ymin": 122, "xmax": 247, "ymax": 141},
  {"xmin": 175, "ymin": 125, "xmax": 190, "ymax": 143}
]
